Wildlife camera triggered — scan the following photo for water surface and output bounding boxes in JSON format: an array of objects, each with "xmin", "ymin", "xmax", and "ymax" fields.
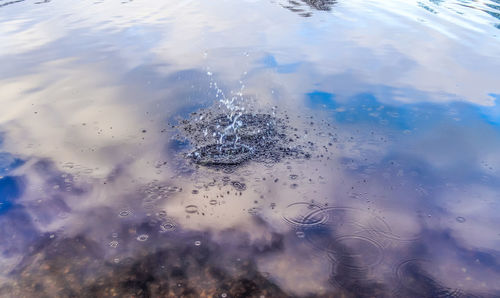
[{"xmin": 1, "ymin": 0, "xmax": 500, "ymax": 297}]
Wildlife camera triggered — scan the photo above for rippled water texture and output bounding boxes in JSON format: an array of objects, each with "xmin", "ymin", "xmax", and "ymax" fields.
[{"xmin": 1, "ymin": 0, "xmax": 500, "ymax": 297}]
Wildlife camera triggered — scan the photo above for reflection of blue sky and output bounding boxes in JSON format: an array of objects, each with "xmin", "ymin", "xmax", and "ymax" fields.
[
  {"xmin": 307, "ymin": 89, "xmax": 500, "ymax": 129},
  {"xmin": 260, "ymin": 54, "xmax": 301, "ymax": 74},
  {"xmin": 0, "ymin": 176, "xmax": 22, "ymax": 215}
]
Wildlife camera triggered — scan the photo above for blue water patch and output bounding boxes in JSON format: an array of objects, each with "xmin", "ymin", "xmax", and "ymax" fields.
[
  {"xmin": 306, "ymin": 90, "xmax": 500, "ymax": 131},
  {"xmin": 0, "ymin": 153, "xmax": 24, "ymax": 176},
  {"xmin": 307, "ymin": 91, "xmax": 337, "ymax": 109},
  {"xmin": 479, "ymin": 94, "xmax": 500, "ymax": 125},
  {"xmin": 260, "ymin": 54, "xmax": 300, "ymax": 74},
  {"xmin": 0, "ymin": 176, "xmax": 23, "ymax": 215}
]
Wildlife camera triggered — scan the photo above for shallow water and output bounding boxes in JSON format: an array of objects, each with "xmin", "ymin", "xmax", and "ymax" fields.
[{"xmin": 1, "ymin": 0, "xmax": 500, "ymax": 297}]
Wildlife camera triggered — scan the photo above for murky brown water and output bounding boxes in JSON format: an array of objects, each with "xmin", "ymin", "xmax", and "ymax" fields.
[{"xmin": 1, "ymin": 0, "xmax": 500, "ymax": 297}]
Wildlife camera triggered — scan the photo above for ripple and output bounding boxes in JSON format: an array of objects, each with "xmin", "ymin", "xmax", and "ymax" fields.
[
  {"xmin": 185, "ymin": 205, "xmax": 199, "ymax": 214},
  {"xmin": 282, "ymin": 202, "xmax": 327, "ymax": 227},
  {"xmin": 327, "ymin": 236, "xmax": 384, "ymax": 269},
  {"xmin": 108, "ymin": 240, "xmax": 119, "ymax": 248},
  {"xmin": 189, "ymin": 143, "xmax": 255, "ymax": 166},
  {"xmin": 160, "ymin": 221, "xmax": 176, "ymax": 232},
  {"xmin": 394, "ymin": 258, "xmax": 469, "ymax": 297},
  {"xmin": 231, "ymin": 180, "xmax": 247, "ymax": 191},
  {"xmin": 118, "ymin": 210, "xmax": 131, "ymax": 217}
]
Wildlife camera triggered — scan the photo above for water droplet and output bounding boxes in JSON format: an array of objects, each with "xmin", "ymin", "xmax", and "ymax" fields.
[
  {"xmin": 113, "ymin": 258, "xmax": 120, "ymax": 263},
  {"xmin": 456, "ymin": 216, "xmax": 466, "ymax": 223},
  {"xmin": 289, "ymin": 174, "xmax": 298, "ymax": 180},
  {"xmin": 119, "ymin": 210, "xmax": 131, "ymax": 217},
  {"xmin": 221, "ymin": 293, "xmax": 227, "ymax": 298},
  {"xmin": 231, "ymin": 181, "xmax": 246, "ymax": 191},
  {"xmin": 296, "ymin": 231, "xmax": 305, "ymax": 238},
  {"xmin": 109, "ymin": 241, "xmax": 119, "ymax": 248},
  {"xmin": 209, "ymin": 200, "xmax": 218, "ymax": 205},
  {"xmin": 137, "ymin": 234, "xmax": 149, "ymax": 242},
  {"xmin": 160, "ymin": 222, "xmax": 176, "ymax": 232},
  {"xmin": 194, "ymin": 240, "xmax": 201, "ymax": 246},
  {"xmin": 185, "ymin": 205, "xmax": 199, "ymax": 214}
]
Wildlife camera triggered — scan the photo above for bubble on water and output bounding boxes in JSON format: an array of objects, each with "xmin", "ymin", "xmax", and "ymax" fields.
[
  {"xmin": 158, "ymin": 210, "xmax": 167, "ymax": 217},
  {"xmin": 113, "ymin": 258, "xmax": 120, "ymax": 263},
  {"xmin": 290, "ymin": 183, "xmax": 299, "ymax": 189},
  {"xmin": 112, "ymin": 232, "xmax": 118, "ymax": 238},
  {"xmin": 456, "ymin": 216, "xmax": 466, "ymax": 223},
  {"xmin": 192, "ymin": 189, "xmax": 199, "ymax": 194},
  {"xmin": 109, "ymin": 240, "xmax": 119, "ymax": 248},
  {"xmin": 221, "ymin": 293, "xmax": 227, "ymax": 298},
  {"xmin": 194, "ymin": 240, "xmax": 201, "ymax": 246},
  {"xmin": 209, "ymin": 199, "xmax": 218, "ymax": 205},
  {"xmin": 296, "ymin": 231, "xmax": 305, "ymax": 238},
  {"xmin": 118, "ymin": 210, "xmax": 131, "ymax": 217},
  {"xmin": 185, "ymin": 205, "xmax": 199, "ymax": 214},
  {"xmin": 136, "ymin": 234, "xmax": 149, "ymax": 242},
  {"xmin": 289, "ymin": 174, "xmax": 298, "ymax": 180}
]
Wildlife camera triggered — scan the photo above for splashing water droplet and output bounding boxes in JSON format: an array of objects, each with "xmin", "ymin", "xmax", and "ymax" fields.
[{"xmin": 136, "ymin": 234, "xmax": 149, "ymax": 242}]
